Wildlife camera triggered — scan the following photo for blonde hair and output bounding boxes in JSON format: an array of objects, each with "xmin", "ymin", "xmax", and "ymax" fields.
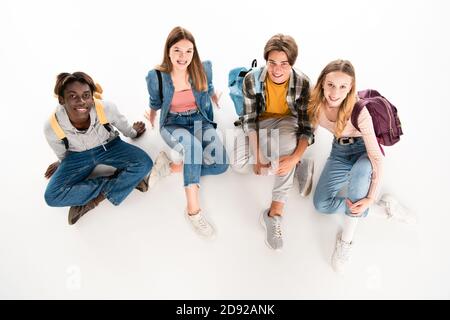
[
  {"xmin": 307, "ymin": 59, "xmax": 356, "ymax": 138},
  {"xmin": 157, "ymin": 26, "xmax": 207, "ymax": 92}
]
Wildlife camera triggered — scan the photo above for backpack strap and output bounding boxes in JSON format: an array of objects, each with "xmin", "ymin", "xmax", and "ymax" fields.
[
  {"xmin": 94, "ymin": 99, "xmax": 112, "ymax": 132},
  {"xmin": 156, "ymin": 70, "xmax": 163, "ymax": 101},
  {"xmin": 351, "ymin": 97, "xmax": 370, "ymax": 132},
  {"xmin": 253, "ymin": 68, "xmax": 264, "ymax": 116},
  {"xmin": 50, "ymin": 113, "xmax": 69, "ymax": 150},
  {"xmin": 50, "ymin": 99, "xmax": 111, "ymax": 150},
  {"xmin": 234, "ymin": 61, "xmax": 261, "ymax": 128},
  {"xmin": 94, "ymin": 83, "xmax": 103, "ymax": 99},
  {"xmin": 351, "ymin": 97, "xmax": 385, "ymax": 156},
  {"xmin": 252, "ymin": 68, "xmax": 264, "ymax": 160}
]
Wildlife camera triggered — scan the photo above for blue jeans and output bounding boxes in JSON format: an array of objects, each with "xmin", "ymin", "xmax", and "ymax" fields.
[
  {"xmin": 45, "ymin": 137, "xmax": 153, "ymax": 207},
  {"xmin": 160, "ymin": 110, "xmax": 228, "ymax": 187},
  {"xmin": 313, "ymin": 138, "xmax": 373, "ymax": 217}
]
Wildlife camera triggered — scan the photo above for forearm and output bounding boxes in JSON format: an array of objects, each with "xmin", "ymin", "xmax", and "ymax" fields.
[
  {"xmin": 291, "ymin": 138, "xmax": 309, "ymax": 161},
  {"xmin": 248, "ymin": 131, "xmax": 260, "ymax": 160}
]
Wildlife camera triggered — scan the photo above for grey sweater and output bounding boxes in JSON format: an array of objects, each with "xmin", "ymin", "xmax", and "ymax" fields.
[{"xmin": 44, "ymin": 100, "xmax": 137, "ymax": 161}]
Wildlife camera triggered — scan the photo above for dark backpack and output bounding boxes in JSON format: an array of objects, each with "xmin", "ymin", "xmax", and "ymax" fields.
[{"xmin": 351, "ymin": 89, "xmax": 403, "ymax": 154}]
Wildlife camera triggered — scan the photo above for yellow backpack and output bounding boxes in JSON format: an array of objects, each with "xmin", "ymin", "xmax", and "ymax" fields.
[{"xmin": 50, "ymin": 84, "xmax": 111, "ymax": 149}]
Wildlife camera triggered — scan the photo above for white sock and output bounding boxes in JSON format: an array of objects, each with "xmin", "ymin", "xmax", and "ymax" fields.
[{"xmin": 342, "ymin": 215, "xmax": 359, "ymax": 243}]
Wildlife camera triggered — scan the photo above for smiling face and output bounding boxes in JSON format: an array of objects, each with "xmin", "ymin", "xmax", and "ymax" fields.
[
  {"xmin": 58, "ymin": 81, "xmax": 94, "ymax": 124},
  {"xmin": 266, "ymin": 50, "xmax": 291, "ymax": 84},
  {"xmin": 169, "ymin": 39, "xmax": 194, "ymax": 72},
  {"xmin": 322, "ymin": 71, "xmax": 353, "ymax": 108}
]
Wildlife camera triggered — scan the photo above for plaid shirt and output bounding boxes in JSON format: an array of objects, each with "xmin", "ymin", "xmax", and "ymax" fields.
[{"xmin": 241, "ymin": 66, "xmax": 314, "ymax": 145}]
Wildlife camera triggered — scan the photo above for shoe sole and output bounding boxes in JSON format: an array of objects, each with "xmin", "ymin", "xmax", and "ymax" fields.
[
  {"xmin": 68, "ymin": 210, "xmax": 80, "ymax": 225},
  {"xmin": 68, "ymin": 207, "xmax": 87, "ymax": 225},
  {"xmin": 259, "ymin": 211, "xmax": 282, "ymax": 252},
  {"xmin": 299, "ymin": 162, "xmax": 314, "ymax": 197}
]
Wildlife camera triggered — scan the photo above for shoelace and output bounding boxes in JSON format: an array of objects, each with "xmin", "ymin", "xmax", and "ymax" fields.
[
  {"xmin": 196, "ymin": 215, "xmax": 210, "ymax": 230},
  {"xmin": 271, "ymin": 220, "xmax": 282, "ymax": 239},
  {"xmin": 337, "ymin": 240, "xmax": 352, "ymax": 261}
]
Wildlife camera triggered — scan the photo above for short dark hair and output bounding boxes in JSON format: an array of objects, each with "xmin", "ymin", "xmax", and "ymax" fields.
[{"xmin": 54, "ymin": 72, "xmax": 96, "ymax": 98}]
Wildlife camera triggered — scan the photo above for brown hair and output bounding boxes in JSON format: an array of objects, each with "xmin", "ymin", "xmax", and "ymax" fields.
[
  {"xmin": 307, "ymin": 59, "xmax": 356, "ymax": 138},
  {"xmin": 263, "ymin": 34, "xmax": 298, "ymax": 66},
  {"xmin": 157, "ymin": 26, "xmax": 207, "ymax": 92},
  {"xmin": 54, "ymin": 72, "xmax": 96, "ymax": 98}
]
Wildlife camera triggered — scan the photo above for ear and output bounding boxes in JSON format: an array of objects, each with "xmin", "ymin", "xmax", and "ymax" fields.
[{"xmin": 58, "ymin": 96, "xmax": 65, "ymax": 105}]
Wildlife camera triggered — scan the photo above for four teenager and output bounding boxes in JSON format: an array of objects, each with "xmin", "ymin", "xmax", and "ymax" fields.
[{"xmin": 44, "ymin": 27, "xmax": 412, "ymax": 273}]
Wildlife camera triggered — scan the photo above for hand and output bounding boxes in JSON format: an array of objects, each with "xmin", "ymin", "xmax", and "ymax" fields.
[
  {"xmin": 144, "ymin": 109, "xmax": 157, "ymax": 128},
  {"xmin": 133, "ymin": 121, "xmax": 146, "ymax": 138},
  {"xmin": 44, "ymin": 161, "xmax": 59, "ymax": 179},
  {"xmin": 346, "ymin": 197, "xmax": 374, "ymax": 216},
  {"xmin": 274, "ymin": 155, "xmax": 299, "ymax": 176},
  {"xmin": 253, "ymin": 160, "xmax": 270, "ymax": 175},
  {"xmin": 211, "ymin": 91, "xmax": 222, "ymax": 108}
]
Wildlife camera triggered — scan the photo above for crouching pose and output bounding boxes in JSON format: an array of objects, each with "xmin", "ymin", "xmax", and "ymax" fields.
[
  {"xmin": 309, "ymin": 60, "xmax": 413, "ymax": 273},
  {"xmin": 232, "ymin": 34, "xmax": 314, "ymax": 251},
  {"xmin": 145, "ymin": 27, "xmax": 228, "ymax": 239}
]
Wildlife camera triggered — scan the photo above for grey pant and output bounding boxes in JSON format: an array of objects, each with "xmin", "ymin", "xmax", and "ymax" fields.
[{"xmin": 231, "ymin": 116, "xmax": 298, "ymax": 203}]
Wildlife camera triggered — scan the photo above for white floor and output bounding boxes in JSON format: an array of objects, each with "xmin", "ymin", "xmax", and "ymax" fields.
[{"xmin": 1, "ymin": 0, "xmax": 450, "ymax": 299}]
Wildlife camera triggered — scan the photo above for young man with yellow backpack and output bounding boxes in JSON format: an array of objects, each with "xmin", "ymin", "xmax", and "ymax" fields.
[{"xmin": 44, "ymin": 72, "xmax": 153, "ymax": 225}]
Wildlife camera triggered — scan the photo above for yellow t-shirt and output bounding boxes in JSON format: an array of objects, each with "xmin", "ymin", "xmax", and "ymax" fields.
[{"xmin": 261, "ymin": 77, "xmax": 291, "ymax": 119}]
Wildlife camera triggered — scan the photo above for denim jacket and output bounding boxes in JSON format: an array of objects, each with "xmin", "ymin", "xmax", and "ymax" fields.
[{"xmin": 146, "ymin": 60, "xmax": 216, "ymax": 129}]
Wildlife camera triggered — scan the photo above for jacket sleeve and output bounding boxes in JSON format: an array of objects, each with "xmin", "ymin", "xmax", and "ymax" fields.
[
  {"xmin": 202, "ymin": 60, "xmax": 214, "ymax": 96},
  {"xmin": 104, "ymin": 101, "xmax": 137, "ymax": 138},
  {"xmin": 296, "ymin": 76, "xmax": 314, "ymax": 145},
  {"xmin": 43, "ymin": 121, "xmax": 67, "ymax": 161},
  {"xmin": 241, "ymin": 70, "xmax": 259, "ymax": 133},
  {"xmin": 145, "ymin": 69, "xmax": 162, "ymax": 111}
]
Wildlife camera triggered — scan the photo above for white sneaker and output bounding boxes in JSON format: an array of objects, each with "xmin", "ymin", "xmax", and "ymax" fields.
[
  {"xmin": 186, "ymin": 210, "xmax": 216, "ymax": 239},
  {"xmin": 377, "ymin": 194, "xmax": 416, "ymax": 224},
  {"xmin": 331, "ymin": 232, "xmax": 353, "ymax": 274},
  {"xmin": 148, "ymin": 151, "xmax": 172, "ymax": 189}
]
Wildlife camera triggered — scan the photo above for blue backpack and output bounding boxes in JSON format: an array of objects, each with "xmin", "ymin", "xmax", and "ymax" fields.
[
  {"xmin": 228, "ymin": 59, "xmax": 264, "ymax": 126},
  {"xmin": 228, "ymin": 59, "xmax": 260, "ymax": 117}
]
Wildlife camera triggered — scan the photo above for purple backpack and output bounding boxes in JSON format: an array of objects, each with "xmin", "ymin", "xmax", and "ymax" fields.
[{"xmin": 351, "ymin": 89, "xmax": 403, "ymax": 154}]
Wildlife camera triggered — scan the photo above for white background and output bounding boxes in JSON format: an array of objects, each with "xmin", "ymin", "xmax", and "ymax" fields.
[{"xmin": 1, "ymin": 0, "xmax": 449, "ymax": 299}]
